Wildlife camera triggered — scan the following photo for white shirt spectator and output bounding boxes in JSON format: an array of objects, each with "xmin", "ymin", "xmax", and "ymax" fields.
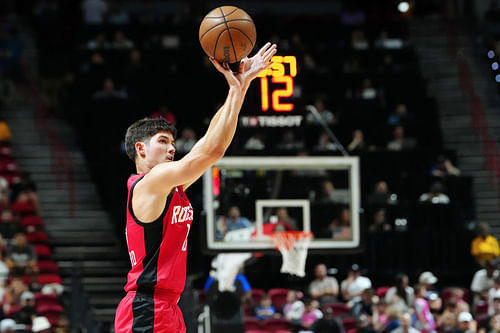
[
  {"xmin": 284, "ymin": 300, "xmax": 305, "ymax": 321},
  {"xmin": 385, "ymin": 286, "xmax": 415, "ymax": 310},
  {"xmin": 471, "ymin": 268, "xmax": 499, "ymax": 293},
  {"xmin": 341, "ymin": 276, "xmax": 372, "ymax": 299},
  {"xmin": 309, "ymin": 276, "xmax": 339, "ymax": 300},
  {"xmin": 81, "ymin": 0, "xmax": 108, "ymax": 24}
]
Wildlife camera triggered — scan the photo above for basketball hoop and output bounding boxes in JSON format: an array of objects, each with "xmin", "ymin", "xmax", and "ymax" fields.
[{"xmin": 269, "ymin": 231, "xmax": 313, "ymax": 277}]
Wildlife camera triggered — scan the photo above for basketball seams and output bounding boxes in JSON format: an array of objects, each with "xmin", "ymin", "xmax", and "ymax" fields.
[
  {"xmin": 220, "ymin": 7, "xmax": 238, "ymax": 62},
  {"xmin": 199, "ymin": 19, "xmax": 254, "ymax": 42},
  {"xmin": 204, "ymin": 7, "xmax": 239, "ymax": 19}
]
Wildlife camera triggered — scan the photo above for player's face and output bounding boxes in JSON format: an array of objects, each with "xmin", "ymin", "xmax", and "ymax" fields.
[{"xmin": 145, "ymin": 131, "xmax": 176, "ymax": 167}]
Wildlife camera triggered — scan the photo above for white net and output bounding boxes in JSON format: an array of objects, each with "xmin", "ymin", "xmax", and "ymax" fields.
[{"xmin": 271, "ymin": 232, "xmax": 312, "ymax": 277}]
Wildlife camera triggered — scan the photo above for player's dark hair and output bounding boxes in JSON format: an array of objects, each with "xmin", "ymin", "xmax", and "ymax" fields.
[{"xmin": 125, "ymin": 117, "xmax": 177, "ymax": 161}]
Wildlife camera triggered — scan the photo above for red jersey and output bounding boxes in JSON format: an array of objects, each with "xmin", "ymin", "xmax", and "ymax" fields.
[{"xmin": 124, "ymin": 174, "xmax": 193, "ymax": 297}]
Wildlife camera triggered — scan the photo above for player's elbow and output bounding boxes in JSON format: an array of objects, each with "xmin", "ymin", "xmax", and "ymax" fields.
[{"xmin": 209, "ymin": 146, "xmax": 226, "ymax": 161}]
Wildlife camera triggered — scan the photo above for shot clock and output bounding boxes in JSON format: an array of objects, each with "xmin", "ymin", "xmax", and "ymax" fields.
[{"xmin": 258, "ymin": 55, "xmax": 297, "ymax": 112}]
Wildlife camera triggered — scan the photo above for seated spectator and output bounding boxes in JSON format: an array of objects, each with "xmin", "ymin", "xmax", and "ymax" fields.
[
  {"xmin": 112, "ymin": 30, "xmax": 134, "ymax": 49},
  {"xmin": 283, "ymin": 290, "xmax": 304, "ymax": 325},
  {"xmin": 328, "ymin": 208, "xmax": 352, "ymax": 240},
  {"xmin": 471, "ymin": 223, "xmax": 500, "ymax": 265},
  {"xmin": 390, "ymin": 312, "xmax": 421, "ymax": 333},
  {"xmin": 341, "ymin": 264, "xmax": 372, "ymax": 301},
  {"xmin": 310, "ymin": 306, "xmax": 344, "ymax": 333},
  {"xmin": 32, "ymin": 316, "xmax": 51, "ymax": 333},
  {"xmin": 86, "ymin": 33, "xmax": 110, "ymax": 50},
  {"xmin": 11, "ymin": 172, "xmax": 40, "ymax": 214},
  {"xmin": 255, "ymin": 294, "xmax": 276, "ymax": 320},
  {"xmin": 3, "ymin": 276, "xmax": 28, "ymax": 315},
  {"xmin": 175, "ymin": 128, "xmax": 197, "ymax": 155},
  {"xmin": 0, "ymin": 209, "xmax": 23, "ymax": 239},
  {"xmin": 347, "ymin": 129, "xmax": 367, "ymax": 153},
  {"xmin": 373, "ymin": 298, "xmax": 390, "ymax": 331},
  {"xmin": 0, "ymin": 319, "xmax": 16, "ymax": 333},
  {"xmin": 369, "ymin": 209, "xmax": 392, "ymax": 232},
  {"xmin": 12, "ymin": 291, "xmax": 36, "ymax": 325},
  {"xmin": 357, "ymin": 78, "xmax": 379, "ymax": 100},
  {"xmin": 313, "ymin": 133, "xmax": 338, "ymax": 152},
  {"xmin": 414, "ymin": 284, "xmax": 436, "ymax": 333},
  {"xmin": 489, "ymin": 276, "xmax": 500, "ymax": 316},
  {"xmin": 92, "ymin": 78, "xmax": 127, "ymax": 100},
  {"xmin": 316, "ymin": 180, "xmax": 348, "ymax": 204},
  {"xmin": 308, "ymin": 263, "xmax": 339, "ymax": 305},
  {"xmin": 387, "ymin": 104, "xmax": 414, "ymax": 127},
  {"xmin": 301, "ymin": 298, "xmax": 323, "ymax": 329},
  {"xmin": 5, "ymin": 232, "xmax": 38, "ymax": 276},
  {"xmin": 244, "ymin": 134, "xmax": 266, "ymax": 151},
  {"xmin": 0, "ymin": 177, "xmax": 10, "ymax": 209},
  {"xmin": 455, "ymin": 312, "xmax": 475, "ymax": 333},
  {"xmin": 275, "ymin": 207, "xmax": 298, "ymax": 230},
  {"xmin": 387, "ymin": 125, "xmax": 416, "ymax": 151},
  {"xmin": 430, "ymin": 155, "xmax": 461, "ymax": 177},
  {"xmin": 367, "ymin": 180, "xmax": 398, "ymax": 206},
  {"xmin": 276, "ymin": 130, "xmax": 304, "ymax": 151},
  {"xmin": 352, "ymin": 288, "xmax": 375, "ymax": 317},
  {"xmin": 480, "ymin": 289, "xmax": 500, "ymax": 332},
  {"xmin": 419, "ymin": 182, "xmax": 451, "ymax": 205},
  {"xmin": 215, "ymin": 206, "xmax": 253, "ymax": 239},
  {"xmin": 419, "ymin": 271, "xmax": 439, "ymax": 292},
  {"xmin": 305, "ymin": 98, "xmax": 335, "ymax": 125},
  {"xmin": 385, "ymin": 273, "xmax": 415, "ymax": 312}
]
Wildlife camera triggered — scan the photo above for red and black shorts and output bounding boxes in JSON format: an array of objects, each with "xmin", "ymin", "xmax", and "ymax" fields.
[{"xmin": 115, "ymin": 287, "xmax": 185, "ymax": 333}]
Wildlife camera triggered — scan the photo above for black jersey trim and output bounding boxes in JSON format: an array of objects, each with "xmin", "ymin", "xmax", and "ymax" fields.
[
  {"xmin": 128, "ymin": 175, "xmax": 172, "ymax": 227},
  {"xmin": 132, "ymin": 286, "xmax": 155, "ymax": 333}
]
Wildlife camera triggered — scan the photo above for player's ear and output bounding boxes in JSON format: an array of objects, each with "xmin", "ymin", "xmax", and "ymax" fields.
[{"xmin": 135, "ymin": 142, "xmax": 146, "ymax": 158}]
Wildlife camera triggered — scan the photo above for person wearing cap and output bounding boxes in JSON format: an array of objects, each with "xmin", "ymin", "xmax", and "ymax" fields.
[
  {"xmin": 341, "ymin": 264, "xmax": 372, "ymax": 301},
  {"xmin": 419, "ymin": 271, "xmax": 438, "ymax": 289},
  {"xmin": 32, "ymin": 316, "xmax": 51, "ymax": 333},
  {"xmin": 414, "ymin": 284, "xmax": 436, "ymax": 333},
  {"xmin": 309, "ymin": 263, "xmax": 339, "ymax": 305},
  {"xmin": 471, "ymin": 223, "xmax": 500, "ymax": 266},
  {"xmin": 0, "ymin": 319, "xmax": 16, "ymax": 333},
  {"xmin": 455, "ymin": 312, "xmax": 476, "ymax": 333},
  {"xmin": 12, "ymin": 290, "xmax": 37, "ymax": 325}
]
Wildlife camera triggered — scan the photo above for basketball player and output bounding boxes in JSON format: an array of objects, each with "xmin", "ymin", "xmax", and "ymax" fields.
[{"xmin": 114, "ymin": 42, "xmax": 277, "ymax": 333}]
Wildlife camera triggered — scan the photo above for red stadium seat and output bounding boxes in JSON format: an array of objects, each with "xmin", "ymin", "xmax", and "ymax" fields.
[
  {"xmin": 475, "ymin": 301, "xmax": 489, "ymax": 315},
  {"xmin": 346, "ymin": 328, "xmax": 357, "ymax": 333},
  {"xmin": 245, "ymin": 330, "xmax": 271, "ymax": 333},
  {"xmin": 34, "ymin": 244, "xmax": 52, "ymax": 258},
  {"xmin": 376, "ymin": 286, "xmax": 391, "ymax": 298},
  {"xmin": 21, "ymin": 215, "xmax": 44, "ymax": 228},
  {"xmin": 243, "ymin": 304, "xmax": 253, "ymax": 316},
  {"xmin": 274, "ymin": 331, "xmax": 292, "ymax": 333},
  {"xmin": 37, "ymin": 274, "xmax": 62, "ymax": 285},
  {"xmin": 37, "ymin": 304, "xmax": 63, "ymax": 326},
  {"xmin": 26, "ymin": 230, "xmax": 48, "ymax": 244},
  {"xmin": 35, "ymin": 292, "xmax": 60, "ymax": 307},
  {"xmin": 342, "ymin": 317, "xmax": 356, "ymax": 331},
  {"xmin": 245, "ymin": 317, "xmax": 264, "ymax": 331},
  {"xmin": 251, "ymin": 288, "xmax": 266, "ymax": 305},
  {"xmin": 268, "ymin": 288, "xmax": 289, "ymax": 311},
  {"xmin": 11, "ymin": 202, "xmax": 35, "ymax": 215},
  {"xmin": 322, "ymin": 302, "xmax": 350, "ymax": 316},
  {"xmin": 37, "ymin": 260, "xmax": 59, "ymax": 273},
  {"xmin": 264, "ymin": 318, "xmax": 289, "ymax": 331}
]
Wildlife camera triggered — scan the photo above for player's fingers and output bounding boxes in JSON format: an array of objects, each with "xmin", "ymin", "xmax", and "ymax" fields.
[
  {"xmin": 209, "ymin": 57, "xmax": 225, "ymax": 72},
  {"xmin": 263, "ymin": 44, "xmax": 277, "ymax": 59},
  {"xmin": 258, "ymin": 42, "xmax": 272, "ymax": 55},
  {"xmin": 263, "ymin": 47, "xmax": 277, "ymax": 62}
]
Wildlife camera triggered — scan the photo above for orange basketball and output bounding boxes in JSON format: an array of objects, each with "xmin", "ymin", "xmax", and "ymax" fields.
[{"xmin": 199, "ymin": 6, "xmax": 257, "ymax": 63}]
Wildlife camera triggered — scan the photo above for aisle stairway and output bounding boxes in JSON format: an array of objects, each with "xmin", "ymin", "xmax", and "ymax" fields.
[
  {"xmin": 409, "ymin": 15, "xmax": 500, "ymax": 230},
  {"xmin": 2, "ymin": 30, "xmax": 129, "ymax": 329}
]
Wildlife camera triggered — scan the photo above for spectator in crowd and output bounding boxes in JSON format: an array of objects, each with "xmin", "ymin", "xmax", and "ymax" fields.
[
  {"xmin": 86, "ymin": 33, "xmax": 110, "ymax": 50},
  {"xmin": 310, "ymin": 306, "xmax": 345, "ymax": 333},
  {"xmin": 81, "ymin": 0, "xmax": 109, "ymax": 24},
  {"xmin": 150, "ymin": 104, "xmax": 176, "ymax": 125},
  {"xmin": 275, "ymin": 207, "xmax": 298, "ymax": 230},
  {"xmin": 11, "ymin": 172, "xmax": 40, "ymax": 214},
  {"xmin": 369, "ymin": 209, "xmax": 392, "ymax": 232},
  {"xmin": 414, "ymin": 284, "xmax": 437, "ymax": 333},
  {"xmin": 471, "ymin": 223, "xmax": 500, "ymax": 265},
  {"xmin": 316, "ymin": 180, "xmax": 347, "ymax": 204},
  {"xmin": 387, "ymin": 104, "xmax": 414, "ymax": 127},
  {"xmin": 12, "ymin": 291, "xmax": 37, "ymax": 325},
  {"xmin": 276, "ymin": 130, "xmax": 304, "ymax": 151},
  {"xmin": 352, "ymin": 288, "xmax": 375, "ymax": 317},
  {"xmin": 0, "ymin": 118, "xmax": 11, "ymax": 143},
  {"xmin": 456, "ymin": 312, "xmax": 476, "ymax": 333},
  {"xmin": 341, "ymin": 264, "xmax": 372, "ymax": 301},
  {"xmin": 3, "ymin": 276, "xmax": 28, "ymax": 315},
  {"xmin": 254, "ymin": 294, "xmax": 276, "ymax": 320},
  {"xmin": 313, "ymin": 132, "xmax": 338, "ymax": 152},
  {"xmin": 328, "ymin": 208, "xmax": 352, "ymax": 240},
  {"xmin": 419, "ymin": 271, "xmax": 439, "ymax": 291},
  {"xmin": 356, "ymin": 313, "xmax": 378, "ymax": 333},
  {"xmin": 367, "ymin": 180, "xmax": 399, "ymax": 206},
  {"xmin": 92, "ymin": 78, "xmax": 127, "ymax": 100},
  {"xmin": 55, "ymin": 314, "xmax": 72, "ymax": 333},
  {"xmin": 351, "ymin": 30, "xmax": 369, "ymax": 50},
  {"xmin": 283, "ymin": 290, "xmax": 304, "ymax": 325},
  {"xmin": 244, "ymin": 134, "xmax": 266, "ymax": 151},
  {"xmin": 479, "ymin": 289, "xmax": 500, "ymax": 332},
  {"xmin": 0, "ymin": 319, "xmax": 15, "ymax": 333},
  {"xmin": 358, "ymin": 78, "xmax": 379, "ymax": 100},
  {"xmin": 301, "ymin": 298, "xmax": 323, "ymax": 329},
  {"xmin": 385, "ymin": 273, "xmax": 415, "ymax": 312},
  {"xmin": 309, "ymin": 263, "xmax": 339, "ymax": 305},
  {"xmin": 390, "ymin": 312, "xmax": 421, "ymax": 333},
  {"xmin": 471, "ymin": 260, "xmax": 498, "ymax": 312},
  {"xmin": 347, "ymin": 129, "xmax": 367, "ymax": 153},
  {"xmin": 372, "ymin": 298, "xmax": 390, "ymax": 331},
  {"xmin": 5, "ymin": 232, "xmax": 38, "ymax": 276},
  {"xmin": 305, "ymin": 98, "xmax": 336, "ymax": 126},
  {"xmin": 215, "ymin": 206, "xmax": 253, "ymax": 239},
  {"xmin": 0, "ymin": 177, "xmax": 9, "ymax": 209},
  {"xmin": 489, "ymin": 276, "xmax": 500, "ymax": 316},
  {"xmin": 387, "ymin": 125, "xmax": 416, "ymax": 151},
  {"xmin": 175, "ymin": 128, "xmax": 197, "ymax": 155},
  {"xmin": 0, "ymin": 209, "xmax": 22, "ymax": 240},
  {"xmin": 430, "ymin": 155, "xmax": 461, "ymax": 177},
  {"xmin": 419, "ymin": 182, "xmax": 451, "ymax": 205},
  {"xmin": 112, "ymin": 30, "xmax": 134, "ymax": 49}
]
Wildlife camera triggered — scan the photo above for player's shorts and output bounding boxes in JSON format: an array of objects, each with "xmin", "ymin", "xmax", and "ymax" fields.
[{"xmin": 115, "ymin": 287, "xmax": 185, "ymax": 333}]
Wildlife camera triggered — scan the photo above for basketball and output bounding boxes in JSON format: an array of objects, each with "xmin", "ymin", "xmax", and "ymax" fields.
[{"xmin": 199, "ymin": 6, "xmax": 257, "ymax": 63}]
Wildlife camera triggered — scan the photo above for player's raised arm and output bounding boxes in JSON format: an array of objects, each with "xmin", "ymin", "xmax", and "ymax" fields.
[{"xmin": 142, "ymin": 42, "xmax": 277, "ymax": 194}]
